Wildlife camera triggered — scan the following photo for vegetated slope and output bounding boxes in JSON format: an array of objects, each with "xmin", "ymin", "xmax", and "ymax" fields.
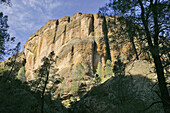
[{"xmin": 0, "ymin": 12, "xmax": 169, "ymax": 112}]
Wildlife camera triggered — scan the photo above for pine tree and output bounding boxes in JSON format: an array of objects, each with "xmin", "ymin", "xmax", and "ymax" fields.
[
  {"xmin": 104, "ymin": 60, "xmax": 113, "ymax": 77},
  {"xmin": 96, "ymin": 62, "xmax": 103, "ymax": 77}
]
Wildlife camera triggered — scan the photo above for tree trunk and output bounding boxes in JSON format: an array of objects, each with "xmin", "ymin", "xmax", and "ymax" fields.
[
  {"xmin": 151, "ymin": 49, "xmax": 170, "ymax": 113},
  {"xmin": 130, "ymin": 37, "xmax": 139, "ymax": 60},
  {"xmin": 128, "ymin": 22, "xmax": 139, "ymax": 60},
  {"xmin": 41, "ymin": 68, "xmax": 50, "ymax": 113},
  {"xmin": 138, "ymin": 1, "xmax": 170, "ymax": 111}
]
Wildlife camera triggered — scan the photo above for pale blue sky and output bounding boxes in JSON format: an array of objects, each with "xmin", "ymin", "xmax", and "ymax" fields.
[{"xmin": 1, "ymin": 0, "xmax": 108, "ymax": 54}]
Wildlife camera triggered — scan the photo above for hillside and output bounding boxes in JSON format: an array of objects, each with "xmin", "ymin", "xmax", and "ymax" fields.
[{"xmin": 0, "ymin": 12, "xmax": 169, "ymax": 113}]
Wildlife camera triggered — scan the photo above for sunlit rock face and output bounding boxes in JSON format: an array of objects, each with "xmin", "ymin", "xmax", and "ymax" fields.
[
  {"xmin": 24, "ymin": 13, "xmax": 132, "ymax": 81},
  {"xmin": 0, "ymin": 12, "xmax": 168, "ymax": 111},
  {"xmin": 125, "ymin": 60, "xmax": 157, "ymax": 81},
  {"xmin": 23, "ymin": 13, "xmax": 148, "ymax": 106}
]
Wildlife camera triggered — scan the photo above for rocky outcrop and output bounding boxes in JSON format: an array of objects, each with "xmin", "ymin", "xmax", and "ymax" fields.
[
  {"xmin": 1, "ymin": 12, "xmax": 169, "ymax": 112},
  {"xmin": 23, "ymin": 13, "xmax": 151, "ymax": 107},
  {"xmin": 125, "ymin": 60, "xmax": 157, "ymax": 81},
  {"xmin": 24, "ymin": 13, "xmax": 133, "ymax": 80}
]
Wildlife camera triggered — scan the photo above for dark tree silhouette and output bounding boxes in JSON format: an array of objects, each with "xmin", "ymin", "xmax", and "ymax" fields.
[
  {"xmin": 32, "ymin": 51, "xmax": 55, "ymax": 113},
  {"xmin": 0, "ymin": 0, "xmax": 11, "ymax": 6},
  {"xmin": 0, "ymin": 0, "xmax": 16, "ymax": 60},
  {"xmin": 99, "ymin": 0, "xmax": 170, "ymax": 112},
  {"xmin": 0, "ymin": 12, "xmax": 9, "ymax": 59}
]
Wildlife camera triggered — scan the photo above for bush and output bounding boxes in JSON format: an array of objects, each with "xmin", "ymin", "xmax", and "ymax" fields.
[
  {"xmin": 17, "ymin": 66, "xmax": 26, "ymax": 82},
  {"xmin": 96, "ymin": 62, "xmax": 103, "ymax": 78},
  {"xmin": 104, "ymin": 60, "xmax": 113, "ymax": 77}
]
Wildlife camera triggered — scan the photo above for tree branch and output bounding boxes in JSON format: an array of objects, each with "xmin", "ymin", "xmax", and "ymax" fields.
[{"xmin": 138, "ymin": 0, "xmax": 154, "ymax": 49}]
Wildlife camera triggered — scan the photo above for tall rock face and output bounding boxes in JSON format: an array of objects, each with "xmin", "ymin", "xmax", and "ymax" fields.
[
  {"xmin": 0, "ymin": 13, "xmax": 168, "ymax": 111},
  {"xmin": 24, "ymin": 13, "xmax": 145, "ymax": 106},
  {"xmin": 24, "ymin": 13, "xmax": 131, "ymax": 80}
]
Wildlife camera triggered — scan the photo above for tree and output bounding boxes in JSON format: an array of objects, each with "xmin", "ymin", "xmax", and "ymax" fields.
[
  {"xmin": 96, "ymin": 62, "xmax": 103, "ymax": 78},
  {"xmin": 104, "ymin": 59, "xmax": 113, "ymax": 77},
  {"xmin": 70, "ymin": 63, "xmax": 85, "ymax": 95},
  {"xmin": 0, "ymin": 0, "xmax": 11, "ymax": 6},
  {"xmin": 0, "ymin": 61, "xmax": 68, "ymax": 113},
  {"xmin": 32, "ymin": 51, "xmax": 55, "ymax": 113},
  {"xmin": 99, "ymin": 0, "xmax": 170, "ymax": 112},
  {"xmin": 17, "ymin": 66, "xmax": 26, "ymax": 82},
  {"xmin": 0, "ymin": 12, "xmax": 9, "ymax": 59},
  {"xmin": 0, "ymin": 0, "xmax": 15, "ymax": 60}
]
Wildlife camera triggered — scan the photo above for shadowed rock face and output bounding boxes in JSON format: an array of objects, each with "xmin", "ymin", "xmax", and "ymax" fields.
[{"xmin": 69, "ymin": 75, "xmax": 162, "ymax": 113}]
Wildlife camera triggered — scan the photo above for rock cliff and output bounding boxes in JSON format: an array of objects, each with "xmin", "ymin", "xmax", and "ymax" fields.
[
  {"xmin": 0, "ymin": 12, "xmax": 169, "ymax": 112},
  {"xmin": 23, "ymin": 12, "xmax": 154, "ymax": 106},
  {"xmin": 24, "ymin": 13, "xmax": 133, "ymax": 79}
]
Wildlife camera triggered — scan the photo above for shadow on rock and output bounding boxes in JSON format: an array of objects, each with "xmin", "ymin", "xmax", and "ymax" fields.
[{"xmin": 69, "ymin": 74, "xmax": 164, "ymax": 113}]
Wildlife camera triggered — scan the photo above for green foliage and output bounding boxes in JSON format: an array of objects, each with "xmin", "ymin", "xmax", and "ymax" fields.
[
  {"xmin": 0, "ymin": 7, "xmax": 19, "ymax": 59},
  {"xmin": 70, "ymin": 80, "xmax": 79, "ymax": 95},
  {"xmin": 32, "ymin": 51, "xmax": 55, "ymax": 93},
  {"xmin": 0, "ymin": 51, "xmax": 68, "ymax": 113},
  {"xmin": 0, "ymin": 76, "xmax": 39, "ymax": 113},
  {"xmin": 0, "ymin": 1, "xmax": 21, "ymax": 60},
  {"xmin": 31, "ymin": 51, "xmax": 59, "ymax": 113},
  {"xmin": 94, "ymin": 75, "xmax": 101, "ymax": 85},
  {"xmin": 95, "ymin": 62, "xmax": 104, "ymax": 85},
  {"xmin": 104, "ymin": 60, "xmax": 113, "ymax": 77},
  {"xmin": 95, "ymin": 60, "xmax": 113, "ymax": 84},
  {"xmin": 0, "ymin": 12, "xmax": 9, "ymax": 59},
  {"xmin": 0, "ymin": 73, "xmax": 67, "ymax": 113},
  {"xmin": 113, "ymin": 55, "xmax": 125, "ymax": 76},
  {"xmin": 96, "ymin": 62, "xmax": 103, "ymax": 78},
  {"xmin": 0, "ymin": 67, "xmax": 8, "ymax": 76},
  {"xmin": 76, "ymin": 63, "xmax": 85, "ymax": 75},
  {"xmin": 16, "ymin": 66, "xmax": 26, "ymax": 82},
  {"xmin": 70, "ymin": 63, "xmax": 85, "ymax": 95}
]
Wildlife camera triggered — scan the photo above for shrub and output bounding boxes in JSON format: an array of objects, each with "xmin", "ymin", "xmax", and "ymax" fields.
[
  {"xmin": 16, "ymin": 66, "xmax": 26, "ymax": 82},
  {"xmin": 104, "ymin": 60, "xmax": 113, "ymax": 77}
]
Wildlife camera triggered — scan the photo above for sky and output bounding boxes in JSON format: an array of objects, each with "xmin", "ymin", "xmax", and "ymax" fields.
[{"xmin": 1, "ymin": 0, "xmax": 108, "ymax": 57}]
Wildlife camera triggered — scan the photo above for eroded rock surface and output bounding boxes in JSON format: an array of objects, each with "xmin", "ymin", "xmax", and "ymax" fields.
[
  {"xmin": 23, "ymin": 13, "xmax": 155, "ymax": 107},
  {"xmin": 0, "ymin": 12, "xmax": 169, "ymax": 112}
]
